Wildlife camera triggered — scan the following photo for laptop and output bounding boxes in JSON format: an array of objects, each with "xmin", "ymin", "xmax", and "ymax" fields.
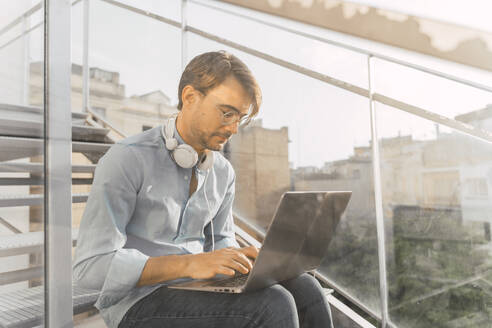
[{"xmin": 168, "ymin": 191, "xmax": 352, "ymax": 293}]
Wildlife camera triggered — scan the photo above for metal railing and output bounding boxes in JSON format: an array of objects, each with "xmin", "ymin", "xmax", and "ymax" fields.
[
  {"xmin": 94, "ymin": 0, "xmax": 492, "ymax": 149},
  {"xmin": 87, "ymin": 107, "xmax": 127, "ymax": 139},
  {"xmin": 1, "ymin": 1, "xmax": 491, "ymax": 327},
  {"xmin": 2, "ymin": 1, "xmax": 490, "ymax": 142},
  {"xmin": 191, "ymin": 0, "xmax": 492, "ymax": 94}
]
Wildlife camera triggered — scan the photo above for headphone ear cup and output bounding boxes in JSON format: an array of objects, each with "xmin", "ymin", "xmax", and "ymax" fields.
[
  {"xmin": 198, "ymin": 151, "xmax": 214, "ymax": 170},
  {"xmin": 173, "ymin": 144, "xmax": 198, "ymax": 168}
]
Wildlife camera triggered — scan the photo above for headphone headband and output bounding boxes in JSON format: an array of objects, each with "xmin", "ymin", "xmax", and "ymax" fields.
[{"xmin": 164, "ymin": 117, "xmax": 178, "ymax": 150}]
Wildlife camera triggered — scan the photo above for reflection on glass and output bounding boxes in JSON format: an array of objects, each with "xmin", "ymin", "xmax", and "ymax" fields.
[
  {"xmin": 373, "ymin": 58, "xmax": 492, "ymax": 133},
  {"xmin": 188, "ymin": 1, "xmax": 369, "ymax": 91},
  {"xmin": 80, "ymin": 0, "xmax": 181, "ymax": 136},
  {"xmin": 0, "ymin": 0, "xmax": 45, "ymax": 325},
  {"xmin": 377, "ymin": 102, "xmax": 492, "ymax": 328},
  {"xmin": 108, "ymin": 0, "xmax": 181, "ymax": 22}
]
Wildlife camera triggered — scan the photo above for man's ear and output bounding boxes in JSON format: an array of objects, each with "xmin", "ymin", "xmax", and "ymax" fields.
[{"xmin": 181, "ymin": 85, "xmax": 200, "ymax": 109}]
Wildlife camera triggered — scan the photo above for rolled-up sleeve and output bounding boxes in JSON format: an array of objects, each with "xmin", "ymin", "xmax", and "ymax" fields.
[
  {"xmin": 205, "ymin": 172, "xmax": 240, "ymax": 250},
  {"xmin": 73, "ymin": 144, "xmax": 149, "ymax": 310}
]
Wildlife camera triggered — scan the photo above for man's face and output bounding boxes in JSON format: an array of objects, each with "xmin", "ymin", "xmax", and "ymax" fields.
[{"xmin": 188, "ymin": 76, "xmax": 251, "ymax": 151}]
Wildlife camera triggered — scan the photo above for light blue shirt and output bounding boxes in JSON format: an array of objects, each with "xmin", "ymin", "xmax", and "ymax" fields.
[{"xmin": 73, "ymin": 124, "xmax": 239, "ymax": 328}]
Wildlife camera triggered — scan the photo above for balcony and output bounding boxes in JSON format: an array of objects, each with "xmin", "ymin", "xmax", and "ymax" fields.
[{"xmin": 1, "ymin": 0, "xmax": 491, "ymax": 327}]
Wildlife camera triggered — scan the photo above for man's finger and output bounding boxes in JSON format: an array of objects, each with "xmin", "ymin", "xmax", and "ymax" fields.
[
  {"xmin": 239, "ymin": 246, "xmax": 259, "ymax": 259},
  {"xmin": 216, "ymin": 266, "xmax": 235, "ymax": 276},
  {"xmin": 229, "ymin": 250, "xmax": 253, "ymax": 270},
  {"xmin": 234, "ymin": 253, "xmax": 253, "ymax": 271},
  {"xmin": 223, "ymin": 256, "xmax": 250, "ymax": 274}
]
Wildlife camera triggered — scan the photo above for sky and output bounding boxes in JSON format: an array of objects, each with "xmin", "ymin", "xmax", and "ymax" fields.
[{"xmin": 1, "ymin": 0, "xmax": 492, "ymax": 168}]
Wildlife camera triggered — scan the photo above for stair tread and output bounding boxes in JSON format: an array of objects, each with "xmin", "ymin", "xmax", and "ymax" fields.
[
  {"xmin": 0, "ymin": 136, "xmax": 112, "ymax": 163},
  {"xmin": 0, "ymin": 162, "xmax": 96, "ymax": 173},
  {"xmin": 0, "ymin": 284, "xmax": 99, "ymax": 328},
  {"xmin": 0, "ymin": 229, "xmax": 79, "ymax": 252},
  {"xmin": 0, "ymin": 193, "xmax": 89, "ymax": 207},
  {"xmin": 0, "ymin": 193, "xmax": 88, "ymax": 199},
  {"xmin": 0, "ymin": 102, "xmax": 87, "ymax": 120},
  {"xmin": 0, "ymin": 117, "xmax": 110, "ymax": 141}
]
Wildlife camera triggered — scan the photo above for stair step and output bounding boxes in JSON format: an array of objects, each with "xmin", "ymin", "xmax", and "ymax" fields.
[
  {"xmin": 0, "ymin": 177, "xmax": 93, "ymax": 186},
  {"xmin": 73, "ymin": 140, "xmax": 112, "ymax": 153},
  {"xmin": 0, "ymin": 162, "xmax": 96, "ymax": 174},
  {"xmin": 0, "ymin": 102, "xmax": 87, "ymax": 121},
  {"xmin": 0, "ymin": 136, "xmax": 112, "ymax": 162},
  {"xmin": 0, "ymin": 229, "xmax": 79, "ymax": 257},
  {"xmin": 0, "ymin": 266, "xmax": 43, "ymax": 286},
  {"xmin": 0, "ymin": 284, "xmax": 99, "ymax": 328},
  {"xmin": 0, "ymin": 117, "xmax": 110, "ymax": 142},
  {"xmin": 72, "ymin": 125, "xmax": 111, "ymax": 142},
  {"xmin": 0, "ymin": 193, "xmax": 89, "ymax": 207}
]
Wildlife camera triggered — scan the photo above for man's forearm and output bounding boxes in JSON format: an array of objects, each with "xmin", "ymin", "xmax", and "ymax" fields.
[
  {"xmin": 137, "ymin": 254, "xmax": 191, "ymax": 287},
  {"xmin": 136, "ymin": 246, "xmax": 258, "ymax": 287}
]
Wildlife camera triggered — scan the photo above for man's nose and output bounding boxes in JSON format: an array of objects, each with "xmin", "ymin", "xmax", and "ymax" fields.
[{"xmin": 223, "ymin": 121, "xmax": 239, "ymax": 135}]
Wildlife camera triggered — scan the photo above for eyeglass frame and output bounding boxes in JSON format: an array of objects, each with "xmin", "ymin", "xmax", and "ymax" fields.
[
  {"xmin": 196, "ymin": 89, "xmax": 252, "ymax": 126},
  {"xmin": 214, "ymin": 104, "xmax": 252, "ymax": 126}
]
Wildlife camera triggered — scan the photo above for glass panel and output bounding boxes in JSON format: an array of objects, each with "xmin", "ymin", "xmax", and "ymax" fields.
[
  {"xmin": 187, "ymin": 33, "xmax": 381, "ymax": 316},
  {"xmin": 71, "ymin": 0, "xmax": 99, "ymax": 276},
  {"xmin": 72, "ymin": 2, "xmax": 181, "ymax": 324},
  {"xmin": 83, "ymin": 0, "xmax": 180, "ymax": 137},
  {"xmin": 188, "ymin": 1, "xmax": 369, "ymax": 91},
  {"xmin": 377, "ymin": 101, "xmax": 492, "ymax": 327},
  {"xmin": 109, "ymin": 0, "xmax": 181, "ymax": 22},
  {"xmin": 373, "ymin": 58, "xmax": 492, "ymax": 133},
  {"xmin": 0, "ymin": 0, "xmax": 45, "ymax": 325}
]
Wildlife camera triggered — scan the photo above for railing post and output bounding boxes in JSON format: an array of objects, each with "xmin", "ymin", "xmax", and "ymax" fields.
[
  {"xmin": 367, "ymin": 55, "xmax": 390, "ymax": 327},
  {"xmin": 181, "ymin": 0, "xmax": 188, "ymax": 72},
  {"xmin": 44, "ymin": 0, "xmax": 73, "ymax": 326},
  {"xmin": 22, "ymin": 14, "xmax": 30, "ymax": 106},
  {"xmin": 82, "ymin": 0, "xmax": 90, "ymax": 113}
]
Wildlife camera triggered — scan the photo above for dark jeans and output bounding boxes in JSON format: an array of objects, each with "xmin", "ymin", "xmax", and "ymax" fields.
[{"xmin": 119, "ymin": 273, "xmax": 333, "ymax": 328}]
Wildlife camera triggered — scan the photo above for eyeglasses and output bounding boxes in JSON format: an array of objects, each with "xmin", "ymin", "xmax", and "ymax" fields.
[
  {"xmin": 196, "ymin": 90, "xmax": 252, "ymax": 126},
  {"xmin": 216, "ymin": 106, "xmax": 250, "ymax": 126}
]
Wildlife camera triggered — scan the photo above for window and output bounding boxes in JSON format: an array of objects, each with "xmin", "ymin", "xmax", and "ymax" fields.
[{"xmin": 465, "ymin": 178, "xmax": 488, "ymax": 197}]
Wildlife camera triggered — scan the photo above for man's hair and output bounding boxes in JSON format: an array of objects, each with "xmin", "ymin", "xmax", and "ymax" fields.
[{"xmin": 177, "ymin": 51, "xmax": 262, "ymax": 124}]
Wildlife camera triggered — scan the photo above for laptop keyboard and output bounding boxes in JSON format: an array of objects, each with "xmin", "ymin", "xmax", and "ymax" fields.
[{"xmin": 208, "ymin": 274, "xmax": 249, "ymax": 287}]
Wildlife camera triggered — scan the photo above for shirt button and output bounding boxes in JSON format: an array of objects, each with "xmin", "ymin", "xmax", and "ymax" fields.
[{"xmin": 184, "ymin": 176, "xmax": 189, "ymax": 181}]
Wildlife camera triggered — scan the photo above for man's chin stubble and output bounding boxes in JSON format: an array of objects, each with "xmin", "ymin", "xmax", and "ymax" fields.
[
  {"xmin": 201, "ymin": 139, "xmax": 224, "ymax": 152},
  {"xmin": 207, "ymin": 143, "xmax": 224, "ymax": 151}
]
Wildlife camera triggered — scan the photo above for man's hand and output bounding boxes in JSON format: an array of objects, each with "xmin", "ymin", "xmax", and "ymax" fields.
[
  {"xmin": 137, "ymin": 245, "xmax": 259, "ymax": 287},
  {"xmin": 185, "ymin": 246, "xmax": 259, "ymax": 280}
]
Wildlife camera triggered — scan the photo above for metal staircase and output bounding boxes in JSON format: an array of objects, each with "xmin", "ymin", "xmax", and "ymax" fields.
[
  {"xmin": 0, "ymin": 103, "xmax": 113, "ymax": 328},
  {"xmin": 0, "ymin": 284, "xmax": 99, "ymax": 328},
  {"xmin": 0, "ymin": 103, "xmax": 112, "ymax": 163}
]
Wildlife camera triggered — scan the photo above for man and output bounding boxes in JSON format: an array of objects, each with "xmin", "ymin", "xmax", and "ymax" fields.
[{"xmin": 73, "ymin": 51, "xmax": 333, "ymax": 328}]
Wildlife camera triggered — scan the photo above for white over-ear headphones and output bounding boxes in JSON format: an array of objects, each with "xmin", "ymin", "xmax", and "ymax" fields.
[{"xmin": 161, "ymin": 115, "xmax": 214, "ymax": 170}]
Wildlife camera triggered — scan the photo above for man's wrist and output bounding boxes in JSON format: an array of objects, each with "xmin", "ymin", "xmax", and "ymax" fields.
[{"xmin": 180, "ymin": 254, "xmax": 194, "ymax": 278}]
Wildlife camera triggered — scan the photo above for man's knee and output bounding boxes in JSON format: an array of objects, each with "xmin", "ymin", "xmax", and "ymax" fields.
[
  {"xmin": 292, "ymin": 273, "xmax": 322, "ymax": 289},
  {"xmin": 279, "ymin": 273, "xmax": 331, "ymax": 317},
  {"xmin": 283, "ymin": 273, "xmax": 325, "ymax": 298},
  {"xmin": 257, "ymin": 285, "xmax": 298, "ymax": 327}
]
